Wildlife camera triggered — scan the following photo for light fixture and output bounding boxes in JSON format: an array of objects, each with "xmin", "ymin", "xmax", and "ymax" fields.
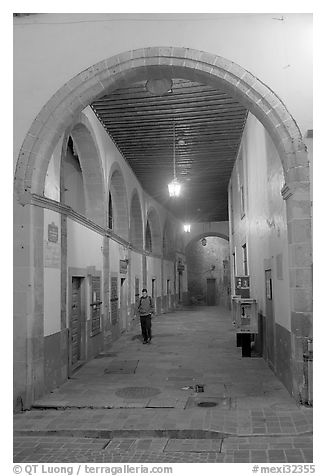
[
  {"xmin": 183, "ymin": 224, "xmax": 191, "ymax": 233},
  {"xmin": 168, "ymin": 122, "xmax": 181, "ymax": 197}
]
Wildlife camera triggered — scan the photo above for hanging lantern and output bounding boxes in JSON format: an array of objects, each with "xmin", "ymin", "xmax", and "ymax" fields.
[
  {"xmin": 168, "ymin": 178, "xmax": 181, "ymax": 197},
  {"xmin": 168, "ymin": 121, "xmax": 181, "ymax": 197},
  {"xmin": 183, "ymin": 223, "xmax": 191, "ymax": 233}
]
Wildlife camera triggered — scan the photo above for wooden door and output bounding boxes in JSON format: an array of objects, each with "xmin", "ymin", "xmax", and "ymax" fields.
[
  {"xmin": 71, "ymin": 277, "xmax": 82, "ymax": 367},
  {"xmin": 207, "ymin": 278, "xmax": 216, "ymax": 305}
]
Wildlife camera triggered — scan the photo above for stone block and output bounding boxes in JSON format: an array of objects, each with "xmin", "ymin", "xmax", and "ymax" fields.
[
  {"xmin": 289, "ymin": 243, "xmax": 312, "ymax": 267},
  {"xmin": 288, "ymin": 219, "xmax": 311, "ymax": 244},
  {"xmin": 291, "ymin": 312, "xmax": 312, "ymax": 337},
  {"xmin": 291, "ymin": 288, "xmax": 312, "ymax": 313},
  {"xmin": 286, "ymin": 199, "xmax": 311, "ymax": 221},
  {"xmin": 289, "ymin": 268, "xmax": 312, "ymax": 289}
]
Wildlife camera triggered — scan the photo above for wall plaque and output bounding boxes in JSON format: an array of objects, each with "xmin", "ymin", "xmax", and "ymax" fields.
[
  {"xmin": 120, "ymin": 260, "xmax": 128, "ymax": 274},
  {"xmin": 48, "ymin": 222, "xmax": 59, "ymax": 243}
]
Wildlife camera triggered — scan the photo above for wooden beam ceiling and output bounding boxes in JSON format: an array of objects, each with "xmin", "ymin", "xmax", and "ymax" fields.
[{"xmin": 91, "ymin": 78, "xmax": 248, "ymax": 222}]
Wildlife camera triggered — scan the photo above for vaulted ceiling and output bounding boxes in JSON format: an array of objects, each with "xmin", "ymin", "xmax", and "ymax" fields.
[{"xmin": 91, "ymin": 78, "xmax": 248, "ymax": 222}]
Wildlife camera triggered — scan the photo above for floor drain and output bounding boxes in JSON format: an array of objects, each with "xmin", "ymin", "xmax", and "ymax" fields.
[{"xmin": 197, "ymin": 401, "xmax": 217, "ymax": 408}]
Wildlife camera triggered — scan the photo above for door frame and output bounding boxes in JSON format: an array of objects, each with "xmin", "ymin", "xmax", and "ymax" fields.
[
  {"xmin": 265, "ymin": 268, "xmax": 276, "ymax": 371},
  {"xmin": 68, "ymin": 267, "xmax": 87, "ymax": 376},
  {"xmin": 206, "ymin": 278, "xmax": 216, "ymax": 306}
]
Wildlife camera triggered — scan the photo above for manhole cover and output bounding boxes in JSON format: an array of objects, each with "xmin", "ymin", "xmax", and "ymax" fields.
[
  {"xmin": 197, "ymin": 401, "xmax": 217, "ymax": 408},
  {"xmin": 115, "ymin": 386, "xmax": 161, "ymax": 399},
  {"xmin": 185, "ymin": 396, "xmax": 232, "ymax": 409}
]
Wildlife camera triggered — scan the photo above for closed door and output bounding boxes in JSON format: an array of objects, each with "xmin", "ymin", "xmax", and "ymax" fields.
[
  {"xmin": 120, "ymin": 278, "xmax": 127, "ymax": 330},
  {"xmin": 265, "ymin": 269, "xmax": 275, "ymax": 370},
  {"xmin": 71, "ymin": 277, "xmax": 82, "ymax": 366},
  {"xmin": 207, "ymin": 278, "xmax": 216, "ymax": 305}
]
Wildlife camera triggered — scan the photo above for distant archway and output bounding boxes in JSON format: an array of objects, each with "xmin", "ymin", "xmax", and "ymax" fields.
[{"xmin": 185, "ymin": 231, "xmax": 229, "ymax": 253}]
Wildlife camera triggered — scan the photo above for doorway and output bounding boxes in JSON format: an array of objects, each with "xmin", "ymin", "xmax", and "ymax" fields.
[
  {"xmin": 120, "ymin": 277, "xmax": 127, "ymax": 331},
  {"xmin": 151, "ymin": 278, "xmax": 156, "ymax": 312},
  {"xmin": 265, "ymin": 269, "xmax": 275, "ymax": 370},
  {"xmin": 70, "ymin": 277, "xmax": 83, "ymax": 369},
  {"xmin": 207, "ymin": 278, "xmax": 216, "ymax": 306}
]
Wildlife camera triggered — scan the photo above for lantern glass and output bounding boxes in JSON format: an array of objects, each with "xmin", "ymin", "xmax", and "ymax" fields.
[
  {"xmin": 183, "ymin": 224, "xmax": 191, "ymax": 233},
  {"xmin": 168, "ymin": 179, "xmax": 181, "ymax": 197}
]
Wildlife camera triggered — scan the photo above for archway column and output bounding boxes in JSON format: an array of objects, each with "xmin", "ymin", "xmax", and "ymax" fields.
[
  {"xmin": 282, "ymin": 177, "xmax": 312, "ymax": 402},
  {"xmin": 13, "ymin": 200, "xmax": 45, "ymax": 409}
]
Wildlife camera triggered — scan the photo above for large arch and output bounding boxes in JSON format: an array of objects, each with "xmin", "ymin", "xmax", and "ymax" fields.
[
  {"xmin": 14, "ymin": 46, "xmax": 308, "ymax": 205},
  {"xmin": 108, "ymin": 163, "xmax": 129, "ymax": 241},
  {"xmin": 14, "ymin": 46, "xmax": 312, "ymax": 402}
]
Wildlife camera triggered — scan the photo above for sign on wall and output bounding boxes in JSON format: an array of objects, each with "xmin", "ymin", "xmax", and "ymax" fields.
[
  {"xmin": 235, "ymin": 276, "xmax": 250, "ymax": 298},
  {"xmin": 119, "ymin": 260, "xmax": 128, "ymax": 274}
]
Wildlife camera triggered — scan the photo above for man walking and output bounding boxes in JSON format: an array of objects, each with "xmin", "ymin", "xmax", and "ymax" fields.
[{"xmin": 138, "ymin": 288, "xmax": 154, "ymax": 344}]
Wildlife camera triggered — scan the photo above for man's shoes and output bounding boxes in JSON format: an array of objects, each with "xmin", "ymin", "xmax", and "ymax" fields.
[{"xmin": 143, "ymin": 340, "xmax": 148, "ymax": 344}]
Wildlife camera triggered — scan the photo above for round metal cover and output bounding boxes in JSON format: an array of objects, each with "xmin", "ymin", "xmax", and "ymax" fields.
[
  {"xmin": 197, "ymin": 401, "xmax": 217, "ymax": 408},
  {"xmin": 115, "ymin": 386, "xmax": 161, "ymax": 399}
]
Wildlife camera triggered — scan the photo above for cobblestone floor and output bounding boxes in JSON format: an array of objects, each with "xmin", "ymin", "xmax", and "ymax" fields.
[
  {"xmin": 13, "ymin": 306, "xmax": 313, "ymax": 464},
  {"xmin": 13, "ymin": 436, "xmax": 313, "ymax": 463}
]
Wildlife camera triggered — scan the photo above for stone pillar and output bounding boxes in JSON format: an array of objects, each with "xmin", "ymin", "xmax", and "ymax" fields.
[
  {"xmin": 13, "ymin": 199, "xmax": 45, "ymax": 409},
  {"xmin": 282, "ymin": 179, "xmax": 312, "ymax": 402}
]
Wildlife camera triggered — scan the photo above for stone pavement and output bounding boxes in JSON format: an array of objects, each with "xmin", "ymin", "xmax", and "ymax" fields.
[{"xmin": 13, "ymin": 306, "xmax": 313, "ymax": 463}]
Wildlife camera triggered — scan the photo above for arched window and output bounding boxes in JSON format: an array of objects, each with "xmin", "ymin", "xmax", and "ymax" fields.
[{"xmin": 145, "ymin": 221, "xmax": 152, "ymax": 252}]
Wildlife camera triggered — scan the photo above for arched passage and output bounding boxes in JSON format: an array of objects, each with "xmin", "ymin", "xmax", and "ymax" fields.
[
  {"xmin": 109, "ymin": 164, "xmax": 129, "ymax": 241},
  {"xmin": 186, "ymin": 235, "xmax": 231, "ymax": 307},
  {"xmin": 14, "ymin": 46, "xmax": 312, "ymax": 402},
  {"xmin": 130, "ymin": 189, "xmax": 143, "ymax": 250}
]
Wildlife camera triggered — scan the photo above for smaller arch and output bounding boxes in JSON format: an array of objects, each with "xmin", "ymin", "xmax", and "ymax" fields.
[
  {"xmin": 67, "ymin": 118, "xmax": 106, "ymax": 227},
  {"xmin": 163, "ymin": 218, "xmax": 176, "ymax": 258},
  {"xmin": 108, "ymin": 162, "xmax": 129, "ymax": 241},
  {"xmin": 130, "ymin": 189, "xmax": 144, "ymax": 250},
  {"xmin": 147, "ymin": 207, "xmax": 162, "ymax": 255},
  {"xmin": 185, "ymin": 232, "xmax": 229, "ymax": 253}
]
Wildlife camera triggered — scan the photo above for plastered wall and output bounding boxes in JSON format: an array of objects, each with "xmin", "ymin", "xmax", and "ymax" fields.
[{"xmin": 229, "ymin": 112, "xmax": 291, "ymax": 329}]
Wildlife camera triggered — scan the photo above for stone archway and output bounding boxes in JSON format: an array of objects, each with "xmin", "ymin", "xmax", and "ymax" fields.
[
  {"xmin": 130, "ymin": 189, "xmax": 144, "ymax": 250},
  {"xmin": 68, "ymin": 117, "xmax": 106, "ymax": 227},
  {"xmin": 108, "ymin": 163, "xmax": 129, "ymax": 241},
  {"xmin": 185, "ymin": 232, "xmax": 229, "ymax": 253},
  {"xmin": 14, "ymin": 46, "xmax": 311, "ymax": 403},
  {"xmin": 147, "ymin": 207, "xmax": 162, "ymax": 255}
]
